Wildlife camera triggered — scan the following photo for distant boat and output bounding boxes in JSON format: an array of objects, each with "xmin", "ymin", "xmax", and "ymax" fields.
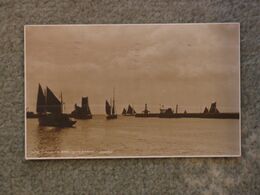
[
  {"xmin": 71, "ymin": 97, "xmax": 92, "ymax": 119},
  {"xmin": 203, "ymin": 107, "xmax": 209, "ymax": 113},
  {"xmin": 209, "ymin": 102, "xmax": 219, "ymax": 113},
  {"xmin": 160, "ymin": 107, "xmax": 174, "ymax": 117},
  {"xmin": 105, "ymin": 89, "xmax": 117, "ymax": 120},
  {"xmin": 36, "ymin": 84, "xmax": 76, "ymax": 127},
  {"xmin": 122, "ymin": 104, "xmax": 136, "ymax": 116},
  {"xmin": 122, "ymin": 108, "xmax": 127, "ymax": 115}
]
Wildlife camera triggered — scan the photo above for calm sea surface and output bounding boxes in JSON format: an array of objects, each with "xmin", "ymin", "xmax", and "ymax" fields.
[{"xmin": 26, "ymin": 116, "xmax": 240, "ymax": 158}]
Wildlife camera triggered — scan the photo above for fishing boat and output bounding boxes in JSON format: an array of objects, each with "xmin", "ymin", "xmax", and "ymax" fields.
[
  {"xmin": 105, "ymin": 89, "xmax": 117, "ymax": 120},
  {"xmin": 71, "ymin": 97, "xmax": 92, "ymax": 119},
  {"xmin": 209, "ymin": 102, "xmax": 219, "ymax": 113},
  {"xmin": 122, "ymin": 104, "xmax": 136, "ymax": 116},
  {"xmin": 122, "ymin": 108, "xmax": 127, "ymax": 115},
  {"xmin": 36, "ymin": 84, "xmax": 76, "ymax": 127},
  {"xmin": 159, "ymin": 107, "xmax": 174, "ymax": 118}
]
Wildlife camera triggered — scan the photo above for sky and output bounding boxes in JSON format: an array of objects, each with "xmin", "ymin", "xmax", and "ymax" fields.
[{"xmin": 25, "ymin": 24, "xmax": 240, "ymax": 114}]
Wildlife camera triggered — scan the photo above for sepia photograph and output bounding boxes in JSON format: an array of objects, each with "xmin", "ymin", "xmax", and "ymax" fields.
[{"xmin": 25, "ymin": 23, "xmax": 240, "ymax": 159}]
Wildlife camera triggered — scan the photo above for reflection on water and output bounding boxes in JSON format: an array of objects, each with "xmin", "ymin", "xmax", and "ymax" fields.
[
  {"xmin": 35, "ymin": 126, "xmax": 62, "ymax": 157},
  {"xmin": 26, "ymin": 116, "xmax": 240, "ymax": 158}
]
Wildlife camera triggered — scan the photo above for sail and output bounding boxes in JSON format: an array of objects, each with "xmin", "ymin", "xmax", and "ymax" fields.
[
  {"xmin": 36, "ymin": 84, "xmax": 45, "ymax": 113},
  {"xmin": 209, "ymin": 102, "xmax": 219, "ymax": 113},
  {"xmin": 127, "ymin": 105, "xmax": 133, "ymax": 114},
  {"xmin": 105, "ymin": 100, "xmax": 111, "ymax": 115},
  {"xmin": 122, "ymin": 108, "xmax": 126, "ymax": 115},
  {"xmin": 112, "ymin": 105, "xmax": 115, "ymax": 115},
  {"xmin": 46, "ymin": 87, "xmax": 62, "ymax": 114},
  {"xmin": 82, "ymin": 97, "xmax": 91, "ymax": 115},
  {"xmin": 203, "ymin": 107, "xmax": 209, "ymax": 113}
]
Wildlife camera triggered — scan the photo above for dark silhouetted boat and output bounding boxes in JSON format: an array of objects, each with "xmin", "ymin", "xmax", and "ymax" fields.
[
  {"xmin": 71, "ymin": 97, "xmax": 92, "ymax": 119},
  {"xmin": 203, "ymin": 107, "xmax": 209, "ymax": 113},
  {"xmin": 122, "ymin": 108, "xmax": 127, "ymax": 115},
  {"xmin": 122, "ymin": 104, "xmax": 136, "ymax": 116},
  {"xmin": 105, "ymin": 89, "xmax": 117, "ymax": 120},
  {"xmin": 159, "ymin": 107, "xmax": 174, "ymax": 118},
  {"xmin": 36, "ymin": 84, "xmax": 76, "ymax": 127},
  {"xmin": 209, "ymin": 102, "xmax": 219, "ymax": 113},
  {"xmin": 26, "ymin": 111, "xmax": 38, "ymax": 118}
]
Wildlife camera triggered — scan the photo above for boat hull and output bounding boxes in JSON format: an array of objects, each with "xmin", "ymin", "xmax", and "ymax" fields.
[
  {"xmin": 38, "ymin": 114, "xmax": 76, "ymax": 127},
  {"xmin": 71, "ymin": 114, "xmax": 92, "ymax": 120},
  {"xmin": 26, "ymin": 112, "xmax": 39, "ymax": 118},
  {"xmin": 106, "ymin": 115, "xmax": 117, "ymax": 120}
]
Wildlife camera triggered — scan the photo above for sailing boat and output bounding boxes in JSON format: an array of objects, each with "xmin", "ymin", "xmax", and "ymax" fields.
[
  {"xmin": 122, "ymin": 108, "xmax": 127, "ymax": 115},
  {"xmin": 122, "ymin": 104, "xmax": 136, "ymax": 116},
  {"xmin": 71, "ymin": 97, "xmax": 92, "ymax": 119},
  {"xmin": 36, "ymin": 84, "xmax": 76, "ymax": 127},
  {"xmin": 105, "ymin": 89, "xmax": 117, "ymax": 120}
]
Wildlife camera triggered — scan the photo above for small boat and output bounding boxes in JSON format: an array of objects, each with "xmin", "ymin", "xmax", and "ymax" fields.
[
  {"xmin": 36, "ymin": 84, "xmax": 76, "ymax": 127},
  {"xmin": 105, "ymin": 88, "xmax": 117, "ymax": 120},
  {"xmin": 71, "ymin": 97, "xmax": 92, "ymax": 119},
  {"xmin": 122, "ymin": 108, "xmax": 127, "ymax": 115},
  {"xmin": 122, "ymin": 104, "xmax": 136, "ymax": 116},
  {"xmin": 159, "ymin": 107, "xmax": 174, "ymax": 118},
  {"xmin": 209, "ymin": 102, "xmax": 220, "ymax": 113}
]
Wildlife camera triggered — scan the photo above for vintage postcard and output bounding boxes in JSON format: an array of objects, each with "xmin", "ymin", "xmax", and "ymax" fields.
[{"xmin": 25, "ymin": 23, "xmax": 240, "ymax": 159}]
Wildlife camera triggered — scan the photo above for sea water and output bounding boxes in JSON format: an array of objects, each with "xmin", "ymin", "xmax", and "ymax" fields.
[{"xmin": 26, "ymin": 115, "xmax": 240, "ymax": 158}]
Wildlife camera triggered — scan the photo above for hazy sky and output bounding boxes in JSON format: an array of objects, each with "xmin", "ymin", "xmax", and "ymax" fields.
[{"xmin": 25, "ymin": 24, "xmax": 240, "ymax": 114}]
